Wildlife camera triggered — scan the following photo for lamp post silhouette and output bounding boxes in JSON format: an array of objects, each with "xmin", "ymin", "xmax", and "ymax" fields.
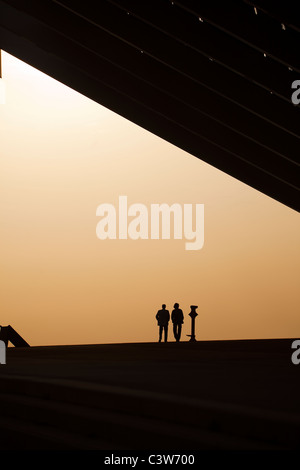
[{"xmin": 187, "ymin": 305, "xmax": 198, "ymax": 342}]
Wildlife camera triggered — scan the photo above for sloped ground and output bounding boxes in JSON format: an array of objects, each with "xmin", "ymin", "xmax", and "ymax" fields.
[{"xmin": 0, "ymin": 339, "xmax": 299, "ymax": 450}]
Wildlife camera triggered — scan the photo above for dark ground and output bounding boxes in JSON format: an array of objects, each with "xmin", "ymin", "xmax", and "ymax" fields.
[{"xmin": 0, "ymin": 339, "xmax": 299, "ymax": 452}]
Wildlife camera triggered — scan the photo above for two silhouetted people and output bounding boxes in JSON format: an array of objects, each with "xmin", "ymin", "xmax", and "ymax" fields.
[{"xmin": 156, "ymin": 303, "xmax": 184, "ymax": 342}]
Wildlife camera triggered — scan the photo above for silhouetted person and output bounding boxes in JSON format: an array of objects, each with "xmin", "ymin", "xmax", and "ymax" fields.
[
  {"xmin": 156, "ymin": 304, "xmax": 170, "ymax": 342},
  {"xmin": 171, "ymin": 303, "xmax": 184, "ymax": 342}
]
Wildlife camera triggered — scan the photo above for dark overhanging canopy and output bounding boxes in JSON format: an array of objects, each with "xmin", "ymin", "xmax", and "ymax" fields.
[{"xmin": 0, "ymin": 0, "xmax": 299, "ymax": 212}]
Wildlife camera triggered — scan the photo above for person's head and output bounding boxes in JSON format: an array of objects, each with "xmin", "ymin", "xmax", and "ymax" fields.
[
  {"xmin": 174, "ymin": 303, "xmax": 179, "ymax": 309},
  {"xmin": 162, "ymin": 304, "xmax": 166, "ymax": 309}
]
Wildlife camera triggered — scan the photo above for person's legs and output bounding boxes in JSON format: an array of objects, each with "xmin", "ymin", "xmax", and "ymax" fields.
[
  {"xmin": 177, "ymin": 324, "xmax": 182, "ymax": 341},
  {"xmin": 173, "ymin": 323, "xmax": 177, "ymax": 341},
  {"xmin": 164, "ymin": 325, "xmax": 168, "ymax": 342},
  {"xmin": 159, "ymin": 325, "xmax": 163, "ymax": 342}
]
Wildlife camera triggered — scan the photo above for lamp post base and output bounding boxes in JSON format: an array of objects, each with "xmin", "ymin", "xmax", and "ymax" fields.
[{"xmin": 186, "ymin": 334, "xmax": 197, "ymax": 342}]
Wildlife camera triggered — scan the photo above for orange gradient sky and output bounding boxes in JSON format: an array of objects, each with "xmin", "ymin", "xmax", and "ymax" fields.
[{"xmin": 0, "ymin": 51, "xmax": 299, "ymax": 346}]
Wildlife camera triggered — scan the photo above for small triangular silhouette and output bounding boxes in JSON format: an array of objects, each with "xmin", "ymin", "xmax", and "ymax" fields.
[{"xmin": 0, "ymin": 325, "xmax": 30, "ymax": 347}]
